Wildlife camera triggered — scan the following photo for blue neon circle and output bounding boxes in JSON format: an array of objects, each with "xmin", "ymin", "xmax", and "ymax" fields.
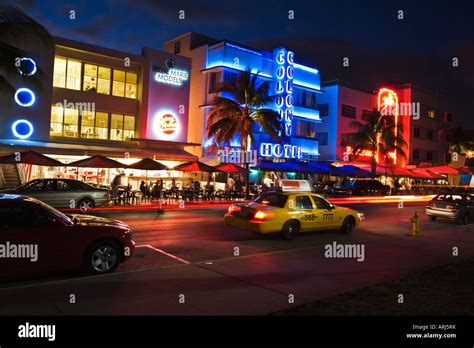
[
  {"xmin": 14, "ymin": 88, "xmax": 35, "ymax": 107},
  {"xmin": 12, "ymin": 119, "xmax": 34, "ymax": 139},
  {"xmin": 17, "ymin": 58, "xmax": 37, "ymax": 76}
]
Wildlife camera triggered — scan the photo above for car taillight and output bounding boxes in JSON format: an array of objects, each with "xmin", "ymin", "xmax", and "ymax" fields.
[
  {"xmin": 254, "ymin": 210, "xmax": 266, "ymax": 220},
  {"xmin": 228, "ymin": 205, "xmax": 241, "ymax": 213},
  {"xmin": 446, "ymin": 204, "xmax": 458, "ymax": 210}
]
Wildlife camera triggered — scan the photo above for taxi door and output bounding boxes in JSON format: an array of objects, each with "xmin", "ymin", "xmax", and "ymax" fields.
[
  {"xmin": 311, "ymin": 195, "xmax": 339, "ymax": 229},
  {"xmin": 292, "ymin": 195, "xmax": 318, "ymax": 232}
]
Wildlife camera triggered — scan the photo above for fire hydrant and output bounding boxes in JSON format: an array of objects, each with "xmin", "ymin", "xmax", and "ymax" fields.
[{"xmin": 410, "ymin": 212, "xmax": 420, "ymax": 236}]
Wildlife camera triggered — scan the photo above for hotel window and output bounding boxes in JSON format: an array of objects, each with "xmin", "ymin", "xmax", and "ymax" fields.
[
  {"xmin": 83, "ymin": 64, "xmax": 98, "ymax": 92},
  {"xmin": 315, "ymin": 132, "xmax": 328, "ymax": 145},
  {"xmin": 427, "ymin": 130, "xmax": 434, "ymax": 141},
  {"xmin": 50, "ymin": 105, "xmax": 64, "ymax": 136},
  {"xmin": 341, "ymin": 104, "xmax": 356, "ymax": 119},
  {"xmin": 110, "ymin": 114, "xmax": 124, "ymax": 141},
  {"xmin": 80, "ymin": 110, "xmax": 95, "ymax": 138},
  {"xmin": 209, "ymin": 72, "xmax": 221, "ymax": 93},
  {"xmin": 95, "ymin": 112, "xmax": 109, "ymax": 139},
  {"xmin": 413, "ymin": 150, "xmax": 420, "ymax": 160},
  {"xmin": 124, "ymin": 115, "xmax": 136, "ymax": 140},
  {"xmin": 414, "ymin": 127, "xmax": 420, "ymax": 138},
  {"xmin": 66, "ymin": 59, "xmax": 82, "ymax": 90},
  {"xmin": 427, "ymin": 109, "xmax": 436, "ymax": 119},
  {"xmin": 317, "ymin": 103, "xmax": 329, "ymax": 117},
  {"xmin": 112, "ymin": 70, "xmax": 126, "ymax": 97},
  {"xmin": 294, "ymin": 120, "xmax": 316, "ymax": 138},
  {"xmin": 125, "ymin": 72, "xmax": 137, "ymax": 99},
  {"xmin": 63, "ymin": 108, "xmax": 79, "ymax": 137},
  {"xmin": 53, "ymin": 57, "xmax": 67, "ymax": 88},
  {"xmin": 174, "ymin": 41, "xmax": 181, "ymax": 54},
  {"xmin": 427, "ymin": 152, "xmax": 433, "ymax": 161},
  {"xmin": 97, "ymin": 67, "xmax": 111, "ymax": 94}
]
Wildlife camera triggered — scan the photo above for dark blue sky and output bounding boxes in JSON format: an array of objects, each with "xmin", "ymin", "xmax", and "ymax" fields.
[{"xmin": 7, "ymin": 0, "xmax": 474, "ymax": 126}]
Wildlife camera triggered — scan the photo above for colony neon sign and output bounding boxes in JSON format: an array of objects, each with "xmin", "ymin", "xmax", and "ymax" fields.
[
  {"xmin": 260, "ymin": 143, "xmax": 302, "ymax": 159},
  {"xmin": 274, "ymin": 48, "xmax": 294, "ymax": 138}
]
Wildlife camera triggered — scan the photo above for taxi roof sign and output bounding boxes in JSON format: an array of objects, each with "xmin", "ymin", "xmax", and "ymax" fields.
[{"xmin": 279, "ymin": 179, "xmax": 312, "ymax": 192}]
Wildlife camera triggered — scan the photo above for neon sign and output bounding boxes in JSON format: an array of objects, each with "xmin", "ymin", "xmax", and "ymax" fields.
[
  {"xmin": 273, "ymin": 48, "xmax": 294, "ymax": 138},
  {"xmin": 12, "ymin": 119, "xmax": 34, "ymax": 139},
  {"xmin": 260, "ymin": 143, "xmax": 302, "ymax": 159},
  {"xmin": 14, "ymin": 87, "xmax": 35, "ymax": 107},
  {"xmin": 16, "ymin": 57, "xmax": 37, "ymax": 76},
  {"xmin": 154, "ymin": 68, "xmax": 189, "ymax": 86},
  {"xmin": 377, "ymin": 88, "xmax": 399, "ymax": 164},
  {"xmin": 153, "ymin": 111, "xmax": 180, "ymax": 140}
]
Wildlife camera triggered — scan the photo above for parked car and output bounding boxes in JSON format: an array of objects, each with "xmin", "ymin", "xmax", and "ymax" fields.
[
  {"xmin": 332, "ymin": 179, "xmax": 390, "ymax": 196},
  {"xmin": 0, "ymin": 178, "xmax": 110, "ymax": 211},
  {"xmin": 425, "ymin": 193, "xmax": 474, "ymax": 224},
  {"xmin": 0, "ymin": 194, "xmax": 135, "ymax": 281}
]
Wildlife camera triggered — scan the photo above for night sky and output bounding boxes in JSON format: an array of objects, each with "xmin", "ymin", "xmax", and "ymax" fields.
[{"xmin": 6, "ymin": 0, "xmax": 474, "ymax": 127}]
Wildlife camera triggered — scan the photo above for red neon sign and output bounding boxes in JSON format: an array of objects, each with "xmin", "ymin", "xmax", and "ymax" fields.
[{"xmin": 377, "ymin": 88, "xmax": 399, "ymax": 164}]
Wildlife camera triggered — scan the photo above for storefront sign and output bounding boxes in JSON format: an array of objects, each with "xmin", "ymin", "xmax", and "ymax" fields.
[
  {"xmin": 260, "ymin": 143, "xmax": 302, "ymax": 159},
  {"xmin": 157, "ymin": 113, "xmax": 179, "ymax": 136},
  {"xmin": 154, "ymin": 67, "xmax": 189, "ymax": 86}
]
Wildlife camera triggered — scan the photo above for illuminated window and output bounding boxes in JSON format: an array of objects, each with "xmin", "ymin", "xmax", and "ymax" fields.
[
  {"xmin": 125, "ymin": 72, "xmax": 137, "ymax": 99},
  {"xmin": 428, "ymin": 110, "xmax": 436, "ymax": 119},
  {"xmin": 112, "ymin": 70, "xmax": 126, "ymax": 97},
  {"xmin": 53, "ymin": 57, "xmax": 67, "ymax": 88},
  {"xmin": 110, "ymin": 114, "xmax": 124, "ymax": 141},
  {"xmin": 124, "ymin": 115, "xmax": 136, "ymax": 140},
  {"xmin": 97, "ymin": 67, "xmax": 111, "ymax": 95},
  {"xmin": 83, "ymin": 64, "xmax": 98, "ymax": 92},
  {"xmin": 63, "ymin": 108, "xmax": 79, "ymax": 137},
  {"xmin": 95, "ymin": 112, "xmax": 109, "ymax": 139},
  {"xmin": 66, "ymin": 60, "xmax": 82, "ymax": 90},
  {"xmin": 80, "ymin": 110, "xmax": 95, "ymax": 138},
  {"xmin": 50, "ymin": 105, "xmax": 64, "ymax": 136}
]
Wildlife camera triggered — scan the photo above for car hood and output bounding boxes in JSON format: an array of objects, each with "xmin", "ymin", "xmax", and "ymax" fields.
[{"xmin": 69, "ymin": 214, "xmax": 130, "ymax": 229}]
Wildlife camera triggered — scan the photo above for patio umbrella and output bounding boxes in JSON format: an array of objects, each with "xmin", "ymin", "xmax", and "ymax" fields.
[
  {"xmin": 215, "ymin": 163, "xmax": 248, "ymax": 173},
  {"xmin": 0, "ymin": 150, "xmax": 64, "ymax": 166},
  {"xmin": 67, "ymin": 155, "xmax": 127, "ymax": 168},
  {"xmin": 172, "ymin": 160, "xmax": 221, "ymax": 172},
  {"xmin": 128, "ymin": 158, "xmax": 168, "ymax": 171}
]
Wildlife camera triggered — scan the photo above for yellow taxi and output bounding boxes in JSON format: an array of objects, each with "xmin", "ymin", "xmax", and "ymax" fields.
[{"xmin": 225, "ymin": 180, "xmax": 364, "ymax": 240}]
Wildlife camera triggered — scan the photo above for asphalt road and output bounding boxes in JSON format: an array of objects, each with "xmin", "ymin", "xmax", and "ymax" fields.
[{"xmin": 0, "ymin": 202, "xmax": 473, "ymax": 315}]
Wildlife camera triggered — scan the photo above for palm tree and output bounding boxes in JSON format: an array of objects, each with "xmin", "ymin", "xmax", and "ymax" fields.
[
  {"xmin": 342, "ymin": 109, "xmax": 407, "ymax": 177},
  {"xmin": 206, "ymin": 68, "xmax": 282, "ymax": 198},
  {"xmin": 0, "ymin": 5, "xmax": 52, "ymax": 96},
  {"xmin": 447, "ymin": 126, "xmax": 474, "ymax": 155}
]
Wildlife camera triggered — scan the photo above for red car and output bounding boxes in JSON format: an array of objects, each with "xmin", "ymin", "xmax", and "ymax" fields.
[{"xmin": 0, "ymin": 194, "xmax": 135, "ymax": 282}]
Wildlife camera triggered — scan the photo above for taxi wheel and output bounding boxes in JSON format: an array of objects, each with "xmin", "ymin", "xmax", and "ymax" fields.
[
  {"xmin": 341, "ymin": 217, "xmax": 355, "ymax": 234},
  {"xmin": 282, "ymin": 220, "xmax": 299, "ymax": 240}
]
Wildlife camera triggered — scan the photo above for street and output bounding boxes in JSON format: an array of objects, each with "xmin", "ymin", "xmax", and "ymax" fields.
[{"xmin": 0, "ymin": 201, "xmax": 472, "ymax": 315}]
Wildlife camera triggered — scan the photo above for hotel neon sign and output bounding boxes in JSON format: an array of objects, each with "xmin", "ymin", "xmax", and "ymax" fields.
[
  {"xmin": 274, "ymin": 48, "xmax": 294, "ymax": 138},
  {"xmin": 377, "ymin": 88, "xmax": 399, "ymax": 164},
  {"xmin": 260, "ymin": 143, "xmax": 302, "ymax": 159}
]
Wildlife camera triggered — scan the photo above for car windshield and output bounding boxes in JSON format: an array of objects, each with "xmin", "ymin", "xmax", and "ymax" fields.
[
  {"xmin": 255, "ymin": 193, "xmax": 288, "ymax": 208},
  {"xmin": 32, "ymin": 198, "xmax": 75, "ymax": 225}
]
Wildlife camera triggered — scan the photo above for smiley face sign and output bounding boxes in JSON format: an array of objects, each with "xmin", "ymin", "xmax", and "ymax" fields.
[{"xmin": 159, "ymin": 113, "xmax": 178, "ymax": 135}]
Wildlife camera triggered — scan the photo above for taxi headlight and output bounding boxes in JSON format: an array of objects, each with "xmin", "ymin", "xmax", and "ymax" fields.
[{"xmin": 357, "ymin": 212, "xmax": 365, "ymax": 220}]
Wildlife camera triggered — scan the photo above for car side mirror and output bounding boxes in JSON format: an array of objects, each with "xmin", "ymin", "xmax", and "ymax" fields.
[{"xmin": 329, "ymin": 204, "xmax": 336, "ymax": 210}]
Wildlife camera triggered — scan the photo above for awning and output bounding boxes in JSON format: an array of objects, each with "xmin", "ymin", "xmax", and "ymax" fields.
[
  {"xmin": 420, "ymin": 165, "xmax": 459, "ymax": 175},
  {"xmin": 410, "ymin": 169, "xmax": 444, "ymax": 179}
]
